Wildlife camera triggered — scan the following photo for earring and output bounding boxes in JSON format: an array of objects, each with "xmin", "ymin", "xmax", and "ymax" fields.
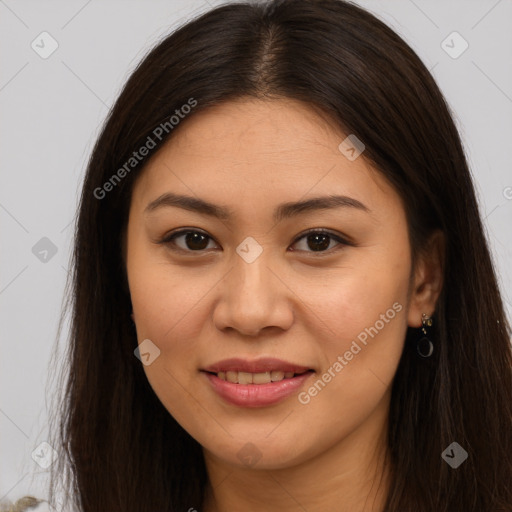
[
  {"xmin": 130, "ymin": 311, "xmax": 135, "ymax": 326},
  {"xmin": 416, "ymin": 313, "xmax": 434, "ymax": 358}
]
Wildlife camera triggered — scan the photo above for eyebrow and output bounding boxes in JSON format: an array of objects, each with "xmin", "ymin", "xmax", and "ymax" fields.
[{"xmin": 144, "ymin": 192, "xmax": 369, "ymax": 222}]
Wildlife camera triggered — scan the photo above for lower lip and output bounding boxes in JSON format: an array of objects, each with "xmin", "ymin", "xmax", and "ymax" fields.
[{"xmin": 202, "ymin": 371, "xmax": 314, "ymax": 407}]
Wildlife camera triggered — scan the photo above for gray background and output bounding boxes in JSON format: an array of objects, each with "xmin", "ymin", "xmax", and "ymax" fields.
[{"xmin": 1, "ymin": 0, "xmax": 511, "ymax": 505}]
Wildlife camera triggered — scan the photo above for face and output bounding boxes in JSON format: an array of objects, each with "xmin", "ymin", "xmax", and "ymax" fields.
[{"xmin": 125, "ymin": 98, "xmax": 430, "ymax": 470}]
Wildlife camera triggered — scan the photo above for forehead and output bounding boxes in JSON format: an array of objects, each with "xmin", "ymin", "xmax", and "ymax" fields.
[
  {"xmin": 151, "ymin": 98, "xmax": 349, "ymax": 169},
  {"xmin": 130, "ymin": 98, "xmax": 402, "ymax": 219}
]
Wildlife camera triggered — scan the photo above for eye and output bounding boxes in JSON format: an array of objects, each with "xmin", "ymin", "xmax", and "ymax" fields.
[
  {"xmin": 159, "ymin": 229, "xmax": 218, "ymax": 253},
  {"xmin": 290, "ymin": 229, "xmax": 349, "ymax": 254},
  {"xmin": 157, "ymin": 228, "xmax": 350, "ymax": 255}
]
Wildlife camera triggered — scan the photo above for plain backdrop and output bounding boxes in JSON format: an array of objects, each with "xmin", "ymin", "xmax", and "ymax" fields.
[{"xmin": 1, "ymin": 0, "xmax": 511, "ymax": 506}]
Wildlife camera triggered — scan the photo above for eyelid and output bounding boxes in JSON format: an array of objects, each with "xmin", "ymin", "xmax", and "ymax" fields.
[{"xmin": 158, "ymin": 227, "xmax": 352, "ymax": 254}]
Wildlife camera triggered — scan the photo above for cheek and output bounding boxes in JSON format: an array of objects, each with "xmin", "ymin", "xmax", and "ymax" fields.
[
  {"xmin": 127, "ymin": 256, "xmax": 214, "ymax": 430},
  {"xmin": 294, "ymin": 245, "xmax": 411, "ymax": 409},
  {"xmin": 126, "ymin": 223, "xmax": 213, "ymax": 341},
  {"xmin": 299, "ymin": 245, "xmax": 411, "ymax": 351},
  {"xmin": 129, "ymin": 261, "xmax": 216, "ymax": 356}
]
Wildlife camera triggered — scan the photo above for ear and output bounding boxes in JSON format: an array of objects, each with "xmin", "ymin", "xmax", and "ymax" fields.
[{"xmin": 407, "ymin": 229, "xmax": 445, "ymax": 328}]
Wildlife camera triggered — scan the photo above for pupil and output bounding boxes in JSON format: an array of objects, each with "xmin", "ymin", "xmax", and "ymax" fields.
[
  {"xmin": 308, "ymin": 233, "xmax": 329, "ymax": 251},
  {"xmin": 186, "ymin": 232, "xmax": 208, "ymax": 250}
]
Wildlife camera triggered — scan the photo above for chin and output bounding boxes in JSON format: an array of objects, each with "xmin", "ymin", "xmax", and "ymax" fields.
[{"xmin": 201, "ymin": 431, "xmax": 315, "ymax": 470}]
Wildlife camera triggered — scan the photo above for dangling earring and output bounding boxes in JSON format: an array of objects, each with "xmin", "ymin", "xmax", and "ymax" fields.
[
  {"xmin": 130, "ymin": 311, "xmax": 135, "ymax": 326},
  {"xmin": 416, "ymin": 313, "xmax": 434, "ymax": 358}
]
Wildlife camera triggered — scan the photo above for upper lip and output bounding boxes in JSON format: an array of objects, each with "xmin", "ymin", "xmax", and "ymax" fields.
[{"xmin": 202, "ymin": 357, "xmax": 312, "ymax": 374}]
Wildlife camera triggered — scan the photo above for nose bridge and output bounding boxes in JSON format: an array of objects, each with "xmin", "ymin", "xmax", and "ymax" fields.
[
  {"xmin": 232, "ymin": 245, "xmax": 275, "ymax": 308},
  {"xmin": 232, "ymin": 234, "xmax": 274, "ymax": 292},
  {"xmin": 213, "ymin": 243, "xmax": 293, "ymax": 336}
]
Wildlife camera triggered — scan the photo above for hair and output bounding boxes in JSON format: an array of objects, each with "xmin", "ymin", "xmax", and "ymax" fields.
[{"xmin": 40, "ymin": 0, "xmax": 512, "ymax": 510}]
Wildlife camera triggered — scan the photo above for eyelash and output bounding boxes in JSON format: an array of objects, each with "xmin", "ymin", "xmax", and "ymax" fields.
[{"xmin": 157, "ymin": 228, "xmax": 351, "ymax": 256}]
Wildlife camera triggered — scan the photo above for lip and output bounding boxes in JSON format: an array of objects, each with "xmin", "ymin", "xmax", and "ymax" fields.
[
  {"xmin": 202, "ymin": 371, "xmax": 314, "ymax": 407},
  {"xmin": 202, "ymin": 357, "xmax": 312, "ymax": 374},
  {"xmin": 201, "ymin": 357, "xmax": 314, "ymax": 408}
]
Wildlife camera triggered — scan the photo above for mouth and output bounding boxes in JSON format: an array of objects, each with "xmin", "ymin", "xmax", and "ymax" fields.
[{"xmin": 200, "ymin": 358, "xmax": 315, "ymax": 407}]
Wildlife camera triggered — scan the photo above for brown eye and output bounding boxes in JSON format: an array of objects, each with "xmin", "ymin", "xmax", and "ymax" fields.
[
  {"xmin": 161, "ymin": 230, "xmax": 218, "ymax": 252},
  {"xmin": 291, "ymin": 230, "xmax": 349, "ymax": 254},
  {"xmin": 159, "ymin": 228, "xmax": 350, "ymax": 255}
]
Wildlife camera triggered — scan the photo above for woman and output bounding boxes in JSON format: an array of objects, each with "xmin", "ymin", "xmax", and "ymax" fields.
[{"xmin": 27, "ymin": 0, "xmax": 512, "ymax": 510}]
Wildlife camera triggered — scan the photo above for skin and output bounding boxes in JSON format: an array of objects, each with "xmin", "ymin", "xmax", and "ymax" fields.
[{"xmin": 124, "ymin": 98, "xmax": 444, "ymax": 512}]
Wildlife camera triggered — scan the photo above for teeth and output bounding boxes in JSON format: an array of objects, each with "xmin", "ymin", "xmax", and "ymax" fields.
[
  {"xmin": 226, "ymin": 371, "xmax": 238, "ymax": 383},
  {"xmin": 238, "ymin": 371, "xmax": 253, "ymax": 384},
  {"xmin": 253, "ymin": 371, "xmax": 271, "ymax": 384},
  {"xmin": 216, "ymin": 370, "xmax": 301, "ymax": 384},
  {"xmin": 271, "ymin": 370, "xmax": 285, "ymax": 381}
]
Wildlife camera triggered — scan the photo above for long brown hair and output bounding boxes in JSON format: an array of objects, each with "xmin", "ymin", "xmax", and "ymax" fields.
[{"xmin": 46, "ymin": 0, "xmax": 512, "ymax": 510}]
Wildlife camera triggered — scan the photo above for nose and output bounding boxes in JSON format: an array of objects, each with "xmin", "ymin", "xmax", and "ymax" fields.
[{"xmin": 212, "ymin": 251, "xmax": 294, "ymax": 337}]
